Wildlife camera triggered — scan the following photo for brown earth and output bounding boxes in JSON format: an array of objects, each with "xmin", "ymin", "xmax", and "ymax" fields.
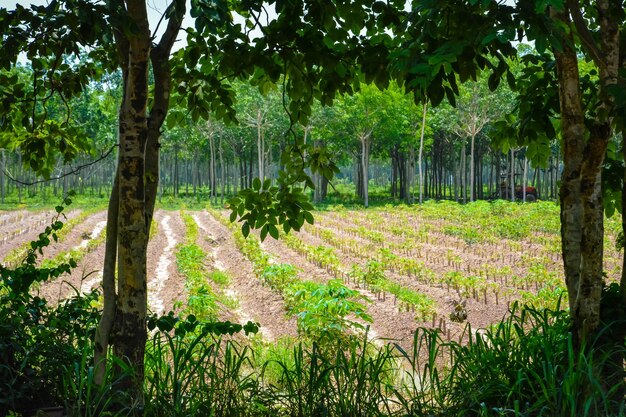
[{"xmin": 194, "ymin": 210, "xmax": 298, "ymax": 341}]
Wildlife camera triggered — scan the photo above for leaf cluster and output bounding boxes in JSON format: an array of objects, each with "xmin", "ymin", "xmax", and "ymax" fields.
[{"xmin": 147, "ymin": 311, "xmax": 259, "ymax": 339}]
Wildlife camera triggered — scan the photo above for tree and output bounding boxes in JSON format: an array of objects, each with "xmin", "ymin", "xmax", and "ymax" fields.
[
  {"xmin": 331, "ymin": 85, "xmax": 387, "ymax": 207},
  {"xmin": 450, "ymin": 81, "xmax": 492, "ymax": 202},
  {"xmin": 1, "ymin": 0, "xmax": 402, "ymax": 402},
  {"xmin": 391, "ymin": 0, "xmax": 625, "ymax": 408}
]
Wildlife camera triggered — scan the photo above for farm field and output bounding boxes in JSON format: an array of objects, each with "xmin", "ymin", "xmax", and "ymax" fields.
[{"xmin": 5, "ymin": 200, "xmax": 622, "ymax": 349}]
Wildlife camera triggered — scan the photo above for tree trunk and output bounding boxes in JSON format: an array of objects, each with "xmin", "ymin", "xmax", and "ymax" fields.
[
  {"xmin": 391, "ymin": 147, "xmax": 398, "ymax": 198},
  {"xmin": 418, "ymin": 102, "xmax": 427, "ymax": 204},
  {"xmin": 257, "ymin": 108, "xmax": 264, "ymax": 181},
  {"xmin": 522, "ymin": 156, "xmax": 527, "ymax": 202},
  {"xmin": 407, "ymin": 146, "xmax": 415, "ymax": 204},
  {"xmin": 554, "ymin": 10, "xmax": 591, "ymax": 333},
  {"xmin": 510, "ymin": 148, "xmax": 515, "ymax": 202},
  {"xmin": 552, "ymin": 7, "xmax": 620, "ymax": 408},
  {"xmin": 114, "ymin": 2, "xmax": 150, "ymax": 397},
  {"xmin": 361, "ymin": 135, "xmax": 370, "ymax": 208},
  {"xmin": 94, "ymin": 0, "xmax": 183, "ymax": 403},
  {"xmin": 209, "ymin": 134, "xmax": 216, "ymax": 199},
  {"xmin": 0, "ymin": 150, "xmax": 5, "ymax": 204},
  {"xmin": 469, "ymin": 133, "xmax": 475, "ymax": 202},
  {"xmin": 219, "ymin": 137, "xmax": 225, "ymax": 204},
  {"xmin": 461, "ymin": 141, "xmax": 466, "ymax": 203},
  {"xmin": 94, "ymin": 172, "xmax": 119, "ymax": 386}
]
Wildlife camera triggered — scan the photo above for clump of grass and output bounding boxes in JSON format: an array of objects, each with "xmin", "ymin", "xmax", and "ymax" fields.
[
  {"xmin": 144, "ymin": 331, "xmax": 257, "ymax": 417},
  {"xmin": 393, "ymin": 302, "xmax": 626, "ymax": 417},
  {"xmin": 208, "ymin": 270, "xmax": 230, "ymax": 286}
]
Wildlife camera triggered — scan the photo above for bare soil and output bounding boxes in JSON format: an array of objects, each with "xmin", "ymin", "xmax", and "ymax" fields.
[
  {"xmin": 9, "ymin": 204, "xmax": 569, "ymax": 350},
  {"xmin": 195, "ymin": 210, "xmax": 298, "ymax": 341},
  {"xmin": 0, "ymin": 209, "xmax": 82, "ymax": 263},
  {"xmin": 146, "ymin": 210, "xmax": 188, "ymax": 316},
  {"xmin": 34, "ymin": 211, "xmax": 108, "ymax": 301}
]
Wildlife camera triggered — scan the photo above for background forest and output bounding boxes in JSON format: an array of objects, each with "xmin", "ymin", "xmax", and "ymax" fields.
[{"xmin": 0, "ymin": 51, "xmax": 562, "ymax": 207}]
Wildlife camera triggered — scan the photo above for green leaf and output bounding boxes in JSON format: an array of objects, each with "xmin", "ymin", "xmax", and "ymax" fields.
[
  {"xmin": 488, "ymin": 72, "xmax": 500, "ymax": 91},
  {"xmin": 260, "ymin": 225, "xmax": 269, "ymax": 241},
  {"xmin": 268, "ymin": 223, "xmax": 279, "ymax": 239}
]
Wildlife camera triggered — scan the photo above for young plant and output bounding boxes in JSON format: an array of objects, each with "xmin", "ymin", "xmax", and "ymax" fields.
[{"xmin": 283, "ymin": 279, "xmax": 372, "ymax": 350}]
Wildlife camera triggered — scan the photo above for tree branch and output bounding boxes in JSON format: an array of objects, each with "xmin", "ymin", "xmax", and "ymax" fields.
[
  {"xmin": 153, "ymin": 0, "xmax": 185, "ymax": 56},
  {"xmin": 565, "ymin": 0, "xmax": 606, "ymax": 72},
  {"xmin": 2, "ymin": 144, "xmax": 118, "ymax": 186},
  {"xmin": 108, "ymin": 0, "xmax": 130, "ymax": 71}
]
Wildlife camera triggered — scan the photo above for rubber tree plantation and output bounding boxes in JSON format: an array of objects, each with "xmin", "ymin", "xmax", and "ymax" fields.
[{"xmin": 1, "ymin": 0, "xmax": 625, "ymax": 414}]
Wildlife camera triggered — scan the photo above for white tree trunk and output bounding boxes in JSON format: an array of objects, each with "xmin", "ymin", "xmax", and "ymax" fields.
[
  {"xmin": 510, "ymin": 148, "xmax": 515, "ymax": 202},
  {"xmin": 257, "ymin": 108, "xmax": 264, "ymax": 181},
  {"xmin": 522, "ymin": 156, "xmax": 528, "ymax": 202},
  {"xmin": 470, "ymin": 133, "xmax": 476, "ymax": 202},
  {"xmin": 361, "ymin": 135, "xmax": 370, "ymax": 208},
  {"xmin": 418, "ymin": 102, "xmax": 427, "ymax": 204}
]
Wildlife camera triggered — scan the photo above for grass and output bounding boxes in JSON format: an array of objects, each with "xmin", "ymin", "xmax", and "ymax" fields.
[{"xmin": 55, "ymin": 302, "xmax": 626, "ymax": 417}]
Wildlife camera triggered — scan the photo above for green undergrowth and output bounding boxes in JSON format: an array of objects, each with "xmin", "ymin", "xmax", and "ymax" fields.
[
  {"xmin": 0, "ymin": 191, "xmax": 109, "ymax": 212},
  {"xmin": 142, "ymin": 302, "xmax": 626, "ymax": 417}
]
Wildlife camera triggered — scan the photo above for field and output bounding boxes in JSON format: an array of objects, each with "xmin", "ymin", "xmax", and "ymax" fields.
[{"xmin": 4, "ymin": 200, "xmax": 622, "ymax": 350}]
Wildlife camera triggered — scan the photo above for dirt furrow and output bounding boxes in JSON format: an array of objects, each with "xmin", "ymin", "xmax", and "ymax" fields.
[
  {"xmin": 39, "ymin": 211, "xmax": 108, "ymax": 263},
  {"xmin": 34, "ymin": 211, "xmax": 107, "ymax": 302},
  {"xmin": 290, "ymin": 224, "xmax": 509, "ymax": 343},
  {"xmin": 0, "ymin": 209, "xmax": 82, "ymax": 263},
  {"xmin": 147, "ymin": 210, "xmax": 187, "ymax": 316},
  {"xmin": 197, "ymin": 210, "xmax": 297, "ymax": 341}
]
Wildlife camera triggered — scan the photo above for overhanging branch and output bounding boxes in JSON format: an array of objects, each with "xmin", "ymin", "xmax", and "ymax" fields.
[
  {"xmin": 565, "ymin": 0, "xmax": 607, "ymax": 73},
  {"xmin": 2, "ymin": 144, "xmax": 118, "ymax": 186}
]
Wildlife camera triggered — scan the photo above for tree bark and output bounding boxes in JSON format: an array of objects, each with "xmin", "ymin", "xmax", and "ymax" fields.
[
  {"xmin": 257, "ymin": 108, "xmax": 264, "ymax": 181},
  {"xmin": 469, "ymin": 133, "xmax": 475, "ymax": 202},
  {"xmin": 93, "ymin": 0, "xmax": 184, "ymax": 402},
  {"xmin": 418, "ymin": 102, "xmax": 427, "ymax": 204},
  {"xmin": 114, "ymin": 10, "xmax": 150, "ymax": 403},
  {"xmin": 219, "ymin": 137, "xmax": 225, "ymax": 204},
  {"xmin": 510, "ymin": 148, "xmax": 515, "ymax": 202},
  {"xmin": 553, "ymin": 7, "xmax": 591, "ymax": 330},
  {"xmin": 522, "ymin": 157, "xmax": 527, "ymax": 202},
  {"xmin": 94, "ymin": 172, "xmax": 119, "ymax": 385}
]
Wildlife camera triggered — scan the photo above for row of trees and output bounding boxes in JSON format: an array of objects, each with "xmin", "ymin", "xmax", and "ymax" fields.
[{"xmin": 1, "ymin": 66, "xmax": 564, "ymax": 205}]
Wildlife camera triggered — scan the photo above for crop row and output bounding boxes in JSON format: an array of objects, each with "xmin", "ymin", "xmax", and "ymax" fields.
[
  {"xmin": 3, "ymin": 209, "xmax": 96, "ymax": 267},
  {"xmin": 280, "ymin": 232, "xmax": 437, "ymax": 321},
  {"xmin": 175, "ymin": 212, "xmax": 235, "ymax": 321},
  {"xmin": 209, "ymin": 209, "xmax": 372, "ymax": 345},
  {"xmin": 311, "ymin": 210, "xmax": 566, "ymax": 309}
]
